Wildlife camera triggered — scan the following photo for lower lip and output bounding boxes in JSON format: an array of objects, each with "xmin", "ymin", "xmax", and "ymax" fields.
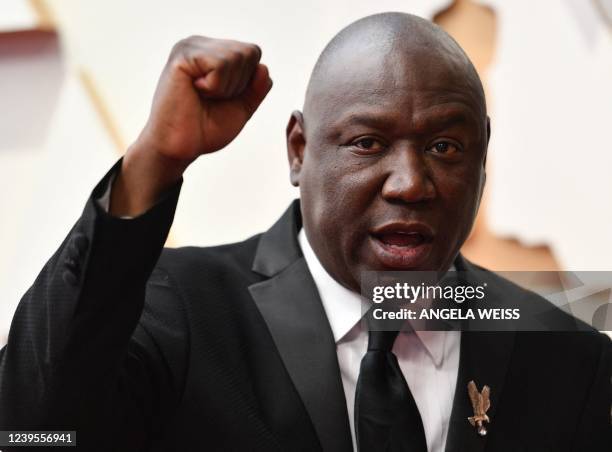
[{"xmin": 369, "ymin": 235, "xmax": 433, "ymax": 269}]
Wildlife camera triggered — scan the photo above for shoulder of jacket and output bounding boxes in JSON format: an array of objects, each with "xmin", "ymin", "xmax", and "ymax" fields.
[{"xmin": 148, "ymin": 233, "xmax": 263, "ymax": 287}]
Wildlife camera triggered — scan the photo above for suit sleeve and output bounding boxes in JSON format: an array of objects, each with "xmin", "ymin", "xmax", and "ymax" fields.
[
  {"xmin": 572, "ymin": 333, "xmax": 612, "ymax": 451},
  {"xmin": 0, "ymin": 158, "xmax": 185, "ymax": 451}
]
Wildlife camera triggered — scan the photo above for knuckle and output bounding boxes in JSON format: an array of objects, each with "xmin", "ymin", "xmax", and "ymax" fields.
[
  {"xmin": 171, "ymin": 35, "xmax": 207, "ymax": 53},
  {"xmin": 216, "ymin": 56, "xmax": 229, "ymax": 68},
  {"xmin": 168, "ymin": 43, "xmax": 187, "ymax": 65},
  {"xmin": 168, "ymin": 58, "xmax": 185, "ymax": 73},
  {"xmin": 177, "ymin": 36, "xmax": 195, "ymax": 47},
  {"xmin": 171, "ymin": 38, "xmax": 191, "ymax": 56},
  {"xmin": 170, "ymin": 40, "xmax": 185, "ymax": 55},
  {"xmin": 231, "ymin": 50, "xmax": 245, "ymax": 64},
  {"xmin": 239, "ymin": 44, "xmax": 260, "ymax": 63},
  {"xmin": 167, "ymin": 51, "xmax": 183, "ymax": 68},
  {"xmin": 247, "ymin": 43, "xmax": 261, "ymax": 58},
  {"xmin": 186, "ymin": 34, "xmax": 206, "ymax": 43}
]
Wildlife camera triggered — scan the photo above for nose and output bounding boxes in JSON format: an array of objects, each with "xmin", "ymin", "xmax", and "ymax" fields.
[{"xmin": 381, "ymin": 148, "xmax": 436, "ymax": 204}]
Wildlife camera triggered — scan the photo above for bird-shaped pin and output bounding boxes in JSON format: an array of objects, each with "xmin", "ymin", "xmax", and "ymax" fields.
[{"xmin": 467, "ymin": 380, "xmax": 491, "ymax": 436}]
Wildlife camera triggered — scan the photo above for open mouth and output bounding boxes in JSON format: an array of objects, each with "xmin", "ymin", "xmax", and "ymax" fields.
[
  {"xmin": 370, "ymin": 223, "xmax": 434, "ymax": 269},
  {"xmin": 374, "ymin": 231, "xmax": 429, "ymax": 247}
]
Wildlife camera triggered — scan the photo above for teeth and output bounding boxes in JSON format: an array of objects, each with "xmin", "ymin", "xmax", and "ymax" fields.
[{"xmin": 379, "ymin": 232, "xmax": 424, "ymax": 247}]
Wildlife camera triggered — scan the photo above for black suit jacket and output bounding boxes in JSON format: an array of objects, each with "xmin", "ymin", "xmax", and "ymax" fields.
[{"xmin": 1, "ymin": 161, "xmax": 610, "ymax": 451}]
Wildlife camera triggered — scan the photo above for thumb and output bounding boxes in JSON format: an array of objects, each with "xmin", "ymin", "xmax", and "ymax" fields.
[{"xmin": 239, "ymin": 64, "xmax": 273, "ymax": 118}]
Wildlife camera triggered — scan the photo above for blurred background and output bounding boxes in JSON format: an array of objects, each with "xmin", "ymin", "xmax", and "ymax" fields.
[{"xmin": 2, "ymin": 0, "xmax": 612, "ymax": 344}]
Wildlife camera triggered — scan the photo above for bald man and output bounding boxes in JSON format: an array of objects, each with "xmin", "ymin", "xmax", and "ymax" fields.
[{"xmin": 0, "ymin": 13, "xmax": 609, "ymax": 452}]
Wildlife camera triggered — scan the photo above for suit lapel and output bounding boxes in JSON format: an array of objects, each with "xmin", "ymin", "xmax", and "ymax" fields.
[
  {"xmin": 445, "ymin": 256, "xmax": 517, "ymax": 452},
  {"xmin": 249, "ymin": 200, "xmax": 353, "ymax": 452}
]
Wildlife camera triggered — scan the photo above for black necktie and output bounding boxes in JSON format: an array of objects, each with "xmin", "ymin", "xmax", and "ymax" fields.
[{"xmin": 354, "ymin": 328, "xmax": 428, "ymax": 452}]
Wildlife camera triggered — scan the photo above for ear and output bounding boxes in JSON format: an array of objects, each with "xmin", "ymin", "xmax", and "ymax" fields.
[
  {"xmin": 286, "ymin": 110, "xmax": 306, "ymax": 187},
  {"xmin": 483, "ymin": 116, "xmax": 491, "ymax": 167},
  {"xmin": 476, "ymin": 116, "xmax": 490, "ymax": 210}
]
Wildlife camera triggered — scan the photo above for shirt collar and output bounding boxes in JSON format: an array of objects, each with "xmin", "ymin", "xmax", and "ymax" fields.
[
  {"xmin": 298, "ymin": 228, "xmax": 451, "ymax": 367},
  {"xmin": 298, "ymin": 228, "xmax": 368, "ymax": 342}
]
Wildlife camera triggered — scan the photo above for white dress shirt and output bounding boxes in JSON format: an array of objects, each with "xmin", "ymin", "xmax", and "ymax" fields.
[{"xmin": 298, "ymin": 229, "xmax": 460, "ymax": 452}]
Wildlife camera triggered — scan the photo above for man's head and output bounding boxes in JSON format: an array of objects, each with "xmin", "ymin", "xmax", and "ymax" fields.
[{"xmin": 287, "ymin": 12, "xmax": 490, "ymax": 292}]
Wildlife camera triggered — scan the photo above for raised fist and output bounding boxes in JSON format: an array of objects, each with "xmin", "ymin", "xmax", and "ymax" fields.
[
  {"xmin": 139, "ymin": 35, "xmax": 273, "ymax": 162},
  {"xmin": 112, "ymin": 36, "xmax": 272, "ymax": 216}
]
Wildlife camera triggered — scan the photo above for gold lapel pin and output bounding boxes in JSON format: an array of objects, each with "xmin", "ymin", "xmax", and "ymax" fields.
[{"xmin": 467, "ymin": 380, "xmax": 491, "ymax": 436}]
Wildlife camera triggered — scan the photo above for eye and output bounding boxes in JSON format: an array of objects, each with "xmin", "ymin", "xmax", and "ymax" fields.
[
  {"xmin": 349, "ymin": 137, "xmax": 386, "ymax": 153},
  {"xmin": 428, "ymin": 141, "xmax": 461, "ymax": 155}
]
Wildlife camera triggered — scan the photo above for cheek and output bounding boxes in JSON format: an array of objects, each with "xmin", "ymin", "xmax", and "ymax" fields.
[
  {"xmin": 300, "ymin": 149, "xmax": 377, "ymax": 251},
  {"xmin": 304, "ymin": 148, "xmax": 377, "ymax": 212},
  {"xmin": 436, "ymin": 166, "xmax": 483, "ymax": 238}
]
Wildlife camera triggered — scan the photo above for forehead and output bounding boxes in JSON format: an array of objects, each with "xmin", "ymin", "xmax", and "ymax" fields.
[{"xmin": 306, "ymin": 44, "xmax": 484, "ymax": 131}]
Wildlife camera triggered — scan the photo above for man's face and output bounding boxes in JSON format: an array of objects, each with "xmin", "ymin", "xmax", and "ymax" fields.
[{"xmin": 287, "ymin": 46, "xmax": 488, "ymax": 292}]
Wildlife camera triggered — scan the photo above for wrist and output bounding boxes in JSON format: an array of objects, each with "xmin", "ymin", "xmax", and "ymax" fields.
[
  {"xmin": 126, "ymin": 138, "xmax": 191, "ymax": 183},
  {"xmin": 109, "ymin": 141, "xmax": 189, "ymax": 217}
]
